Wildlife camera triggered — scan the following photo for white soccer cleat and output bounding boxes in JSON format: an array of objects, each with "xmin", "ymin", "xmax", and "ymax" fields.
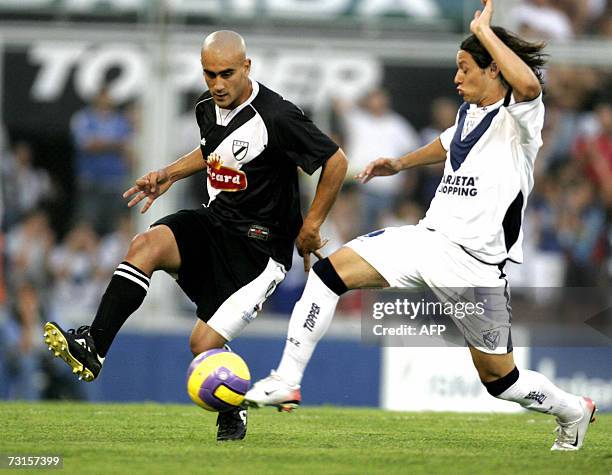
[
  {"xmin": 551, "ymin": 396, "xmax": 596, "ymax": 451},
  {"xmin": 244, "ymin": 370, "xmax": 301, "ymax": 412}
]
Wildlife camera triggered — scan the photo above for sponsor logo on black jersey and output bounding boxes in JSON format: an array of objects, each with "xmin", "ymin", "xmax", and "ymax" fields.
[
  {"xmin": 248, "ymin": 225, "xmax": 269, "ymax": 241},
  {"xmin": 232, "ymin": 140, "xmax": 249, "ymax": 161},
  {"xmin": 206, "ymin": 153, "xmax": 247, "ymax": 191},
  {"xmin": 438, "ymin": 174, "xmax": 478, "ymax": 197},
  {"xmin": 525, "ymin": 391, "xmax": 547, "ymax": 405},
  {"xmin": 303, "ymin": 302, "xmax": 321, "ymax": 332}
]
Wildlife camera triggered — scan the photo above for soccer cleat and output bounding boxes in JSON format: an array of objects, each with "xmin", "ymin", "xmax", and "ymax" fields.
[
  {"xmin": 551, "ymin": 396, "xmax": 596, "ymax": 451},
  {"xmin": 244, "ymin": 370, "xmax": 301, "ymax": 412},
  {"xmin": 216, "ymin": 408, "xmax": 248, "ymax": 441},
  {"xmin": 43, "ymin": 322, "xmax": 104, "ymax": 382}
]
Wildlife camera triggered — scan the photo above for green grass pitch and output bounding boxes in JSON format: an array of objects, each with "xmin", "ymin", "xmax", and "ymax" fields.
[{"xmin": 1, "ymin": 402, "xmax": 610, "ymax": 474}]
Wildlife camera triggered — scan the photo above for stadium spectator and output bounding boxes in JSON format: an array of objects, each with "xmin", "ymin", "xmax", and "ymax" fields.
[
  {"xmin": 48, "ymin": 222, "xmax": 104, "ymax": 328},
  {"xmin": 418, "ymin": 96, "xmax": 458, "ymax": 206},
  {"xmin": 573, "ymin": 98, "xmax": 612, "ymax": 207},
  {"xmin": 1, "ymin": 279, "xmax": 44, "ymax": 400},
  {"xmin": 3, "ymin": 210, "xmax": 54, "ymax": 401},
  {"xmin": 598, "ymin": 10, "xmax": 612, "ymax": 37},
  {"xmin": 5, "ymin": 210, "xmax": 54, "ymax": 294},
  {"xmin": 71, "ymin": 87, "xmax": 133, "ymax": 235},
  {"xmin": 538, "ymin": 67, "xmax": 603, "ymax": 170},
  {"xmin": 558, "ymin": 176, "xmax": 607, "ymax": 286},
  {"xmin": 419, "ymin": 96, "xmax": 459, "ymax": 146},
  {"xmin": 97, "ymin": 214, "xmax": 134, "ymax": 280},
  {"xmin": 559, "ymin": 0, "xmax": 608, "ymax": 36},
  {"xmin": 511, "ymin": 0, "xmax": 574, "ymax": 40},
  {"xmin": 508, "ymin": 173, "xmax": 567, "ymax": 292},
  {"xmin": 379, "ymin": 199, "xmax": 424, "ymax": 228},
  {"xmin": 335, "ymin": 88, "xmax": 419, "ymax": 232},
  {"xmin": 2, "ymin": 141, "xmax": 55, "ymax": 229}
]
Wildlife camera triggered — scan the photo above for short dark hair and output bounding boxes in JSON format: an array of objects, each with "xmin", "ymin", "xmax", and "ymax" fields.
[{"xmin": 460, "ymin": 26, "xmax": 547, "ymax": 89}]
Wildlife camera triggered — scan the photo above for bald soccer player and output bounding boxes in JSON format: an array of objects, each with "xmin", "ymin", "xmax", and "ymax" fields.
[{"xmin": 43, "ymin": 31, "xmax": 348, "ymax": 441}]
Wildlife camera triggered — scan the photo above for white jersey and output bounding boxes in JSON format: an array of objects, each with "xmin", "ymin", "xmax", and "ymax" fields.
[{"xmin": 420, "ymin": 92, "xmax": 545, "ymax": 265}]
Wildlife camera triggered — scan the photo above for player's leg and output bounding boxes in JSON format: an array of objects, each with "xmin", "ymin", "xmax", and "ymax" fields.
[
  {"xmin": 189, "ymin": 319, "xmax": 249, "ymax": 442},
  {"xmin": 189, "ymin": 320, "xmax": 226, "ymax": 356},
  {"xmin": 470, "ymin": 347, "xmax": 596, "ymax": 451},
  {"xmin": 276, "ymin": 246, "xmax": 388, "ymax": 383},
  {"xmin": 44, "ymin": 225, "xmax": 180, "ymax": 381},
  {"xmin": 245, "ymin": 246, "xmax": 388, "ymax": 409},
  {"xmin": 189, "ymin": 255, "xmax": 286, "ymax": 441}
]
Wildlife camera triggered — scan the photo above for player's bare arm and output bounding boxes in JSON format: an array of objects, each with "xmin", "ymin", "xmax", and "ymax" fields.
[
  {"xmin": 470, "ymin": 0, "xmax": 541, "ymax": 102},
  {"xmin": 123, "ymin": 147, "xmax": 207, "ymax": 214},
  {"xmin": 357, "ymin": 138, "xmax": 446, "ymax": 184},
  {"xmin": 297, "ymin": 148, "xmax": 348, "ymax": 272}
]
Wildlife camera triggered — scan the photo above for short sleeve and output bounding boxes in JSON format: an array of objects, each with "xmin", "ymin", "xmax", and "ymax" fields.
[
  {"xmin": 506, "ymin": 93, "xmax": 545, "ymax": 144},
  {"xmin": 275, "ymin": 102, "xmax": 339, "ymax": 175},
  {"xmin": 439, "ymin": 124, "xmax": 457, "ymax": 151}
]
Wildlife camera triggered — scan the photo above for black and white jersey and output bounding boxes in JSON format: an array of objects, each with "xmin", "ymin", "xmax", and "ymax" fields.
[{"xmin": 194, "ymin": 81, "xmax": 339, "ymax": 268}]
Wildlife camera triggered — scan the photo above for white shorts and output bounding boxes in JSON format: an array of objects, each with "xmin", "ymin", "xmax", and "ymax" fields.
[
  {"xmin": 207, "ymin": 257, "xmax": 286, "ymax": 341},
  {"xmin": 346, "ymin": 225, "xmax": 512, "ymax": 354}
]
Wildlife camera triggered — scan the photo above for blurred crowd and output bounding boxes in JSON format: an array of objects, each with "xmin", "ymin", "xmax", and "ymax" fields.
[
  {"xmin": 1, "ymin": 44, "xmax": 611, "ymax": 400},
  {"xmin": 509, "ymin": 0, "xmax": 612, "ymax": 40},
  {"xmin": 0, "ymin": 88, "xmax": 135, "ymax": 400}
]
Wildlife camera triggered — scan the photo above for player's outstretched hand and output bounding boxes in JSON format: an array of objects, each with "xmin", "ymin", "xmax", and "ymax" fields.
[
  {"xmin": 296, "ymin": 221, "xmax": 328, "ymax": 272},
  {"xmin": 123, "ymin": 168, "xmax": 172, "ymax": 214},
  {"xmin": 471, "ymin": 0, "xmax": 493, "ymax": 34},
  {"xmin": 355, "ymin": 158, "xmax": 401, "ymax": 184}
]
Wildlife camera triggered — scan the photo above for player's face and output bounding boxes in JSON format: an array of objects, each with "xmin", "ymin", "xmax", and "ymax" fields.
[
  {"xmin": 454, "ymin": 50, "xmax": 490, "ymax": 105},
  {"xmin": 201, "ymin": 50, "xmax": 251, "ymax": 109}
]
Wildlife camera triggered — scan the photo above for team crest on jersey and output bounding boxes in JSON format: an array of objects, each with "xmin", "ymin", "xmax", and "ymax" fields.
[
  {"xmin": 232, "ymin": 140, "xmax": 249, "ymax": 161},
  {"xmin": 206, "ymin": 153, "xmax": 247, "ymax": 191},
  {"xmin": 482, "ymin": 329, "xmax": 501, "ymax": 350}
]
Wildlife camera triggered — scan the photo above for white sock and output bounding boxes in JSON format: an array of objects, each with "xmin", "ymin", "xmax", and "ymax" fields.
[
  {"xmin": 496, "ymin": 369, "xmax": 582, "ymax": 422},
  {"xmin": 275, "ymin": 271, "xmax": 340, "ymax": 386}
]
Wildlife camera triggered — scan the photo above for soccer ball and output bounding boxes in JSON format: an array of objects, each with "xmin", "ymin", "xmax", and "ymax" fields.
[{"xmin": 186, "ymin": 348, "xmax": 251, "ymax": 412}]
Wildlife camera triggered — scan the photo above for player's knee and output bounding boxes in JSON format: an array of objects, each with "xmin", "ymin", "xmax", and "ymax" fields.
[
  {"xmin": 127, "ymin": 232, "xmax": 154, "ymax": 261},
  {"xmin": 126, "ymin": 229, "xmax": 171, "ymax": 270}
]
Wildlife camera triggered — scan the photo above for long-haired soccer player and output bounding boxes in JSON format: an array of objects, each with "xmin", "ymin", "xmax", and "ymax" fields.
[{"xmin": 246, "ymin": 0, "xmax": 596, "ymax": 451}]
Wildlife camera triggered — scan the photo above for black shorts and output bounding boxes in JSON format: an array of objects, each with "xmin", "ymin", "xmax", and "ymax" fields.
[{"xmin": 153, "ymin": 207, "xmax": 272, "ymax": 322}]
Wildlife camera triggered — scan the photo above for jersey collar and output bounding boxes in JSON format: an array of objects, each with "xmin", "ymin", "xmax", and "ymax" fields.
[
  {"xmin": 215, "ymin": 80, "xmax": 260, "ymax": 126},
  {"xmin": 469, "ymin": 96, "xmax": 505, "ymax": 113}
]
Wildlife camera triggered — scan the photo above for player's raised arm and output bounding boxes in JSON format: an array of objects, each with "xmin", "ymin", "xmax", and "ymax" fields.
[
  {"xmin": 297, "ymin": 148, "xmax": 348, "ymax": 271},
  {"xmin": 470, "ymin": 0, "xmax": 543, "ymax": 102},
  {"xmin": 123, "ymin": 146, "xmax": 207, "ymax": 214},
  {"xmin": 357, "ymin": 137, "xmax": 446, "ymax": 184}
]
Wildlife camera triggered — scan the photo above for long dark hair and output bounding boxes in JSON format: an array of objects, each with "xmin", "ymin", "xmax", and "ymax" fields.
[{"xmin": 460, "ymin": 26, "xmax": 547, "ymax": 89}]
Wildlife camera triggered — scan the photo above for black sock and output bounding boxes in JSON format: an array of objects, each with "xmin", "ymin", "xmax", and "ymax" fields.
[
  {"xmin": 90, "ymin": 261, "xmax": 150, "ymax": 357},
  {"xmin": 312, "ymin": 258, "xmax": 348, "ymax": 296}
]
